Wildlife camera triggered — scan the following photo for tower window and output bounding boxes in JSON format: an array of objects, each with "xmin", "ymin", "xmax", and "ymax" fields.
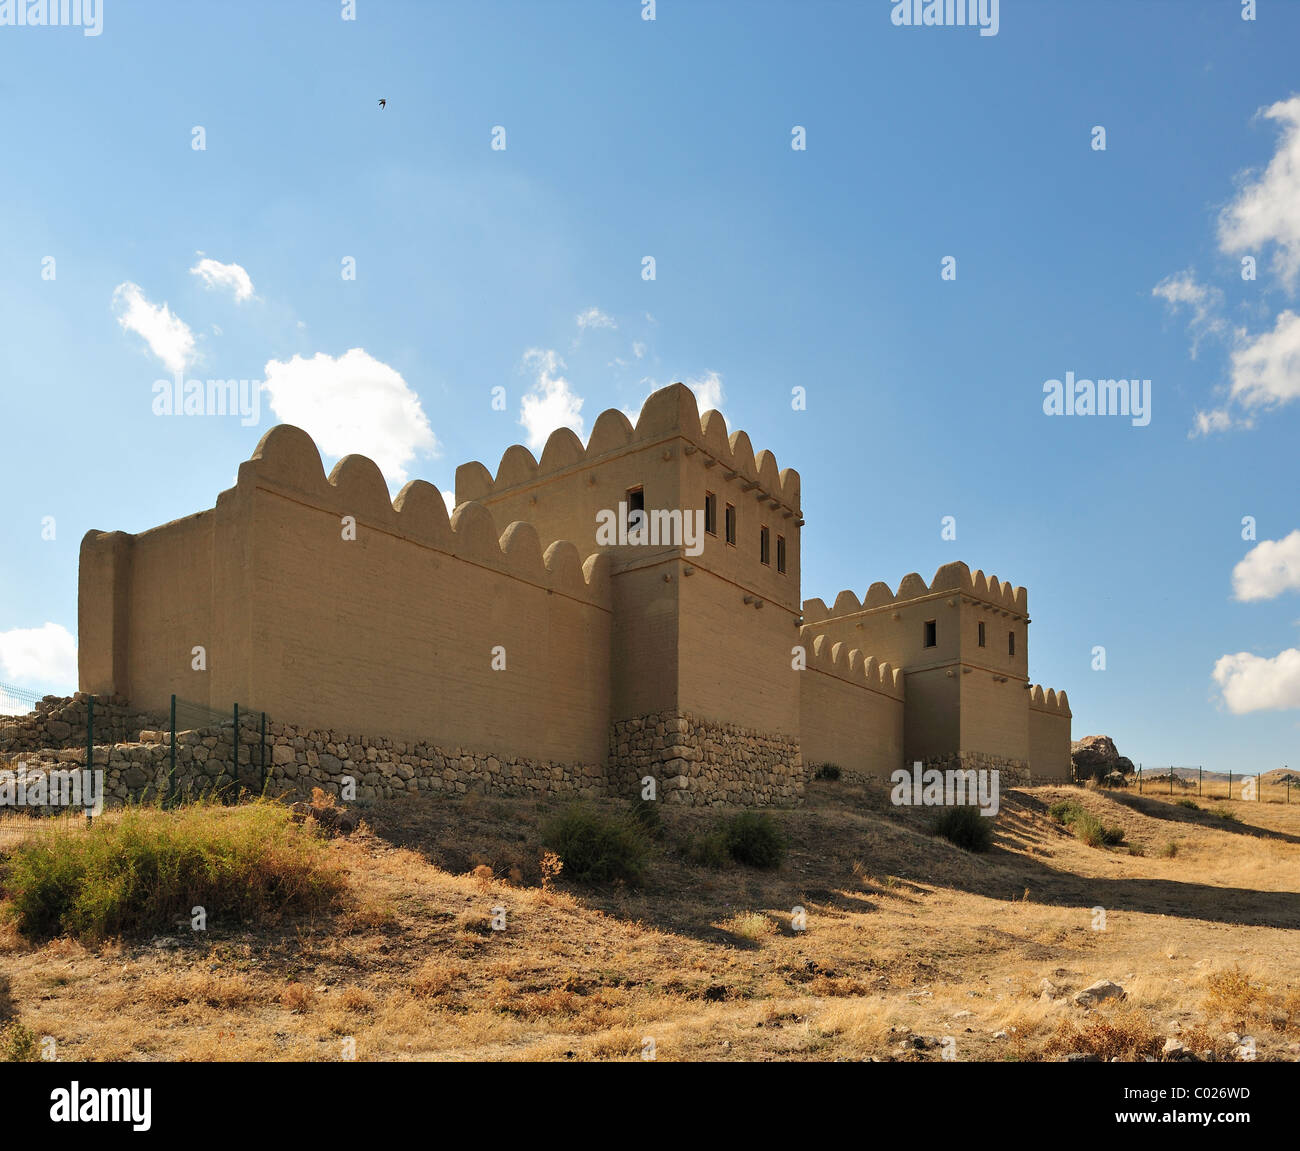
[
  {"xmin": 924, "ymin": 620, "xmax": 937, "ymax": 648},
  {"xmin": 626, "ymin": 487, "xmax": 644, "ymax": 516},
  {"xmin": 704, "ymin": 491, "xmax": 717, "ymax": 536},
  {"xmin": 776, "ymin": 534, "xmax": 786, "ymax": 574},
  {"xmin": 725, "ymin": 503, "xmax": 736, "ymax": 545},
  {"xmin": 760, "ymin": 525, "xmax": 770, "ymax": 565},
  {"xmin": 1008, "ymin": 630, "xmax": 1015, "ymax": 656},
  {"xmin": 978, "ymin": 621, "xmax": 986, "ymax": 647}
]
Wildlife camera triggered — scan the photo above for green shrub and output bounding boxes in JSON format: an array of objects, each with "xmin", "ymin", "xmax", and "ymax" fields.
[
  {"xmin": 0, "ymin": 799, "xmax": 344, "ymax": 943},
  {"xmin": 812, "ymin": 763, "xmax": 842, "ymax": 781},
  {"xmin": 1048, "ymin": 799, "xmax": 1085, "ymax": 826},
  {"xmin": 690, "ymin": 812, "xmax": 787, "ymax": 870},
  {"xmin": 0, "ymin": 1021, "xmax": 38, "ymax": 1063},
  {"xmin": 1160, "ymin": 841, "xmax": 1179, "ymax": 858},
  {"xmin": 1209, "ymin": 806, "xmax": 1240, "ymax": 823},
  {"xmin": 1175, "ymin": 799, "xmax": 1199, "ymax": 811},
  {"xmin": 629, "ymin": 797, "xmax": 664, "ymax": 839},
  {"xmin": 1072, "ymin": 810, "xmax": 1125, "ymax": 848},
  {"xmin": 720, "ymin": 812, "xmax": 786, "ymax": 869},
  {"xmin": 687, "ymin": 829, "xmax": 731, "ymax": 868},
  {"xmin": 933, "ymin": 804, "xmax": 994, "ymax": 852},
  {"xmin": 541, "ymin": 803, "xmax": 650, "ymax": 884}
]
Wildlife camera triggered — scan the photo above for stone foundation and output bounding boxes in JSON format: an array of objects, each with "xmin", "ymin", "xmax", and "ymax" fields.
[
  {"xmin": 7, "ymin": 715, "xmax": 605, "ymax": 810},
  {"xmin": 609, "ymin": 711, "xmax": 803, "ymax": 807},
  {"xmin": 920, "ymin": 752, "xmax": 1031, "ymax": 787},
  {"xmin": 0, "ymin": 693, "xmax": 158, "ymax": 756}
]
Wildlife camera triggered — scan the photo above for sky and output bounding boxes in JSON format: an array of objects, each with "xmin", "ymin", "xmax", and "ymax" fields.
[{"xmin": 1, "ymin": 0, "xmax": 1298, "ymax": 773}]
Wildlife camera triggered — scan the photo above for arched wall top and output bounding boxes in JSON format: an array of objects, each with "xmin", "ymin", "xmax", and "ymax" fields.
[{"xmin": 239, "ymin": 424, "xmax": 609, "ymax": 606}]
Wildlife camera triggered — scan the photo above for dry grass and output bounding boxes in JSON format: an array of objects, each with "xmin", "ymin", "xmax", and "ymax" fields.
[{"xmin": 1, "ymin": 780, "xmax": 1298, "ymax": 1061}]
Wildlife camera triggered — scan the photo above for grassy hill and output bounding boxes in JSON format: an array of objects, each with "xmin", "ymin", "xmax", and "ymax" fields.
[{"xmin": 2, "ymin": 778, "xmax": 1298, "ymax": 1061}]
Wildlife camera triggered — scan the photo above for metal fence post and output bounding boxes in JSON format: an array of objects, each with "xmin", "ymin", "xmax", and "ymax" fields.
[
  {"xmin": 232, "ymin": 702, "xmax": 239, "ymax": 801},
  {"xmin": 85, "ymin": 695, "xmax": 94, "ymax": 826},
  {"xmin": 1198, "ymin": 766, "xmax": 1202, "ymax": 797},
  {"xmin": 1228, "ymin": 771, "xmax": 1233, "ymax": 800},
  {"xmin": 1138, "ymin": 765, "xmax": 1142, "ymax": 794},
  {"xmin": 169, "ymin": 694, "xmax": 177, "ymax": 807}
]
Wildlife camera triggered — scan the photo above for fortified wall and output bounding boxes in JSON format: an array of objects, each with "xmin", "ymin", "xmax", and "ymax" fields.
[
  {"xmin": 80, "ymin": 423, "xmax": 612, "ymax": 781},
  {"xmin": 801, "ymin": 562, "xmax": 1071, "ymax": 781},
  {"xmin": 458, "ymin": 383, "xmax": 804, "ymax": 805},
  {"xmin": 75, "ymin": 383, "xmax": 1073, "ymax": 807}
]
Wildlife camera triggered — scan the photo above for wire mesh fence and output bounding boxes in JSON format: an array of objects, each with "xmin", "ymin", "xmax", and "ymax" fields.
[
  {"xmin": 0, "ymin": 680, "xmax": 43, "ymax": 720},
  {"xmin": 165, "ymin": 694, "xmax": 269, "ymax": 807},
  {"xmin": 1133, "ymin": 765, "xmax": 1295, "ymax": 803},
  {"xmin": 0, "ymin": 687, "xmax": 271, "ymax": 847}
]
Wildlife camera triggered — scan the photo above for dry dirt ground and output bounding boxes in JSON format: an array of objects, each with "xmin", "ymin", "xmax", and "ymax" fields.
[{"xmin": 2, "ymin": 779, "xmax": 1299, "ymax": 1062}]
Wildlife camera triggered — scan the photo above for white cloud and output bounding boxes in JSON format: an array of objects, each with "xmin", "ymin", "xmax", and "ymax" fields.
[
  {"xmin": 519, "ymin": 349, "xmax": 584, "ymax": 451},
  {"xmin": 620, "ymin": 371, "xmax": 729, "ymax": 425},
  {"xmin": 1152, "ymin": 270, "xmax": 1227, "ymax": 357},
  {"xmin": 190, "ymin": 255, "xmax": 254, "ymax": 303},
  {"xmin": 262, "ymin": 348, "xmax": 438, "ymax": 486},
  {"xmin": 1228, "ymin": 308, "xmax": 1300, "ymax": 411},
  {"xmin": 1218, "ymin": 96, "xmax": 1300, "ymax": 291},
  {"xmin": 685, "ymin": 371, "xmax": 725, "ymax": 414},
  {"xmin": 442, "ymin": 489, "xmax": 457, "ymax": 517},
  {"xmin": 1233, "ymin": 529, "xmax": 1300, "ymax": 601},
  {"xmin": 1190, "ymin": 407, "xmax": 1236, "ymax": 437},
  {"xmin": 112, "ymin": 282, "xmax": 196, "ymax": 373},
  {"xmin": 0, "ymin": 622, "xmax": 77, "ymax": 692},
  {"xmin": 632, "ymin": 341, "xmax": 646, "ymax": 359},
  {"xmin": 576, "ymin": 307, "xmax": 616, "ymax": 331},
  {"xmin": 1213, "ymin": 647, "xmax": 1300, "ymax": 713}
]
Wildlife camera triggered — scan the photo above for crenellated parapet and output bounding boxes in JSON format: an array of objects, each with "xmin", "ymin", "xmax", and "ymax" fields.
[
  {"xmin": 803, "ymin": 560, "xmax": 1027, "ymax": 623},
  {"xmin": 455, "ymin": 383, "xmax": 802, "ymax": 515},
  {"xmin": 235, "ymin": 424, "xmax": 610, "ymax": 607},
  {"xmin": 800, "ymin": 632, "xmax": 905, "ymax": 700},
  {"xmin": 1028, "ymin": 684, "xmax": 1072, "ymax": 717}
]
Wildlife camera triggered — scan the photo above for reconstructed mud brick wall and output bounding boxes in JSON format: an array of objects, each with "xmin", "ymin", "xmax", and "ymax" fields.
[
  {"xmin": 1028, "ymin": 687, "xmax": 1073, "ymax": 783},
  {"xmin": 73, "ymin": 384, "xmax": 1073, "ymax": 808},
  {"xmin": 797, "ymin": 635, "xmax": 904, "ymax": 781},
  {"xmin": 802, "ymin": 562, "xmax": 1071, "ymax": 780}
]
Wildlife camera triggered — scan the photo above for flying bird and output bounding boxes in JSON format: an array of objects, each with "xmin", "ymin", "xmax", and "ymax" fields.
[{"xmin": 378, "ymin": 98, "xmax": 386, "ymax": 109}]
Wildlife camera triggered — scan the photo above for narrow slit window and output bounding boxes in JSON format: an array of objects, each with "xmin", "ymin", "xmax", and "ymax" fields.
[
  {"xmin": 978, "ymin": 621, "xmax": 986, "ymax": 647},
  {"xmin": 924, "ymin": 619, "xmax": 937, "ymax": 648},
  {"xmin": 760, "ymin": 525, "xmax": 770, "ymax": 565},
  {"xmin": 725, "ymin": 503, "xmax": 736, "ymax": 545},
  {"xmin": 1008, "ymin": 630, "xmax": 1015, "ymax": 657},
  {"xmin": 704, "ymin": 491, "xmax": 717, "ymax": 536},
  {"xmin": 776, "ymin": 534, "xmax": 786, "ymax": 574}
]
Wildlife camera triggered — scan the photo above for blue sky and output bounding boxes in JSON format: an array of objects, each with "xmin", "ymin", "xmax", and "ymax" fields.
[{"xmin": 2, "ymin": 0, "xmax": 1299, "ymax": 773}]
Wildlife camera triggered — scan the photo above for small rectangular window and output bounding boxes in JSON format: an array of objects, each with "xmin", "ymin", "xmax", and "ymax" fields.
[
  {"xmin": 924, "ymin": 620, "xmax": 937, "ymax": 648},
  {"xmin": 725, "ymin": 503, "xmax": 736, "ymax": 546},
  {"xmin": 776, "ymin": 534, "xmax": 786, "ymax": 574},
  {"xmin": 1008, "ymin": 630, "xmax": 1016, "ymax": 656},
  {"xmin": 978, "ymin": 621, "xmax": 986, "ymax": 647},
  {"xmin": 627, "ymin": 487, "xmax": 644, "ymax": 515},
  {"xmin": 760, "ymin": 525, "xmax": 770, "ymax": 565},
  {"xmin": 704, "ymin": 491, "xmax": 717, "ymax": 536}
]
